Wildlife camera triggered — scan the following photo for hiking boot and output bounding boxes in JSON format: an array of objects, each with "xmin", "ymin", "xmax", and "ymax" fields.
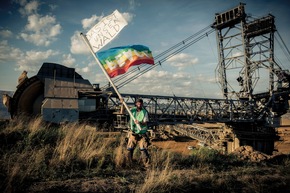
[{"xmin": 141, "ymin": 150, "xmax": 150, "ymax": 168}]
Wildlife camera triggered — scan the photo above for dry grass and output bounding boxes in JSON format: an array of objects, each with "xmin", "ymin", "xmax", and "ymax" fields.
[
  {"xmin": 114, "ymin": 134, "xmax": 127, "ymax": 168},
  {"xmin": 0, "ymin": 117, "xmax": 290, "ymax": 193},
  {"xmin": 51, "ymin": 123, "xmax": 100, "ymax": 164},
  {"xmin": 139, "ymin": 151, "xmax": 174, "ymax": 193}
]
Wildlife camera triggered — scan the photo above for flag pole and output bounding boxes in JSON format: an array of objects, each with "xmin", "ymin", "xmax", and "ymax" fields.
[{"xmin": 80, "ymin": 33, "xmax": 141, "ymax": 131}]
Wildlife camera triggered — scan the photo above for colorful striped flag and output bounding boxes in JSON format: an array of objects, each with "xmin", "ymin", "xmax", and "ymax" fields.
[{"xmin": 96, "ymin": 45, "xmax": 154, "ymax": 78}]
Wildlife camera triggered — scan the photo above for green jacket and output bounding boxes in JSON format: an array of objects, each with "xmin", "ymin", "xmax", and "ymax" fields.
[{"xmin": 130, "ymin": 107, "xmax": 148, "ymax": 134}]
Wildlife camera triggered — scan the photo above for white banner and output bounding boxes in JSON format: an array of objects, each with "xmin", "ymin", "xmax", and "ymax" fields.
[{"xmin": 86, "ymin": 10, "xmax": 128, "ymax": 53}]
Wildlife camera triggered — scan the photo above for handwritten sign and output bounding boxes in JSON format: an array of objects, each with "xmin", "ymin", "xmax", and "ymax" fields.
[{"xmin": 86, "ymin": 10, "xmax": 128, "ymax": 53}]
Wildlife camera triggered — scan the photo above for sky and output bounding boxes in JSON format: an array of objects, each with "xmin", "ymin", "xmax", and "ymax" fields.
[{"xmin": 0, "ymin": 0, "xmax": 289, "ymax": 99}]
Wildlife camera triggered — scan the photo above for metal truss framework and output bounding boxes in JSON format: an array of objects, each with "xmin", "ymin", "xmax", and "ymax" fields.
[
  {"xmin": 172, "ymin": 124, "xmax": 225, "ymax": 147},
  {"xmin": 106, "ymin": 93, "xmax": 263, "ymax": 125},
  {"xmin": 212, "ymin": 3, "xmax": 287, "ymax": 101}
]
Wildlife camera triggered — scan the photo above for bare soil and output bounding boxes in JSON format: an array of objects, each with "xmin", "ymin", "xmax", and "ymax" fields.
[{"xmin": 152, "ymin": 138, "xmax": 198, "ymax": 155}]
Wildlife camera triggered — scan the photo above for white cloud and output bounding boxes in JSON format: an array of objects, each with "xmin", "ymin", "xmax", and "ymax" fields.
[
  {"xmin": 49, "ymin": 23, "xmax": 61, "ymax": 36},
  {"xmin": 19, "ymin": 14, "xmax": 61, "ymax": 46},
  {"xmin": 0, "ymin": 40, "xmax": 60, "ymax": 73},
  {"xmin": 121, "ymin": 69, "xmax": 180, "ymax": 95},
  {"xmin": 172, "ymin": 71, "xmax": 190, "ymax": 79},
  {"xmin": 76, "ymin": 66, "xmax": 91, "ymax": 76},
  {"xmin": 18, "ymin": 0, "xmax": 39, "ymax": 16},
  {"xmin": 24, "ymin": 14, "xmax": 55, "ymax": 31},
  {"xmin": 116, "ymin": 65, "xmax": 221, "ymax": 97},
  {"xmin": 122, "ymin": 12, "xmax": 134, "ymax": 23},
  {"xmin": 70, "ymin": 31, "xmax": 89, "ymax": 54},
  {"xmin": 16, "ymin": 0, "xmax": 62, "ymax": 47},
  {"xmin": 61, "ymin": 54, "xmax": 76, "ymax": 67},
  {"xmin": 82, "ymin": 66, "xmax": 90, "ymax": 73},
  {"xmin": 0, "ymin": 40, "xmax": 23, "ymax": 63},
  {"xmin": 167, "ymin": 53, "xmax": 198, "ymax": 69},
  {"xmin": 73, "ymin": 59, "xmax": 100, "ymax": 80},
  {"xmin": 0, "ymin": 30, "xmax": 13, "ymax": 38},
  {"xmin": 232, "ymin": 52, "xmax": 243, "ymax": 57},
  {"xmin": 195, "ymin": 73, "xmax": 216, "ymax": 83},
  {"xmin": 88, "ymin": 60, "xmax": 97, "ymax": 67},
  {"xmin": 20, "ymin": 32, "xmax": 46, "ymax": 46},
  {"xmin": 73, "ymin": 60, "xmax": 100, "ymax": 84},
  {"xmin": 142, "ymin": 70, "xmax": 170, "ymax": 79},
  {"xmin": 15, "ymin": 49, "xmax": 59, "ymax": 72},
  {"xmin": 24, "ymin": 0, "xmax": 38, "ymax": 14},
  {"xmin": 81, "ymin": 14, "xmax": 103, "ymax": 30}
]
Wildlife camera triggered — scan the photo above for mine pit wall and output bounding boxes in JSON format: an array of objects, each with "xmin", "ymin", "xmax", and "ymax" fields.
[{"xmin": 275, "ymin": 113, "xmax": 290, "ymax": 154}]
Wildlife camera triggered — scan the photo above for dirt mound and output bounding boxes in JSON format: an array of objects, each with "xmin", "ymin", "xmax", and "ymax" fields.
[{"xmin": 232, "ymin": 145, "xmax": 271, "ymax": 162}]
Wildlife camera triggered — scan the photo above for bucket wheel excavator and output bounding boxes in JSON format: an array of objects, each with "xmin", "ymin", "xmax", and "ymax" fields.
[{"xmin": 7, "ymin": 63, "xmax": 94, "ymax": 123}]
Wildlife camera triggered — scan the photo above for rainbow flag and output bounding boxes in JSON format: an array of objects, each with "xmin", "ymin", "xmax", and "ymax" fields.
[{"xmin": 96, "ymin": 45, "xmax": 154, "ymax": 78}]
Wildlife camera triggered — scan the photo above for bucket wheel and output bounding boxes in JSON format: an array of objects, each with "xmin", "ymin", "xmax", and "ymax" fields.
[{"xmin": 10, "ymin": 76, "xmax": 44, "ymax": 118}]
